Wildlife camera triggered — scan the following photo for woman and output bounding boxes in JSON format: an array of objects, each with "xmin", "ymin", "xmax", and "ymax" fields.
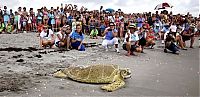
[
  {"xmin": 119, "ymin": 18, "xmax": 125, "ymax": 39},
  {"xmin": 70, "ymin": 24, "xmax": 85, "ymax": 51},
  {"xmin": 49, "ymin": 10, "xmax": 55, "ymax": 32},
  {"xmin": 146, "ymin": 27, "xmax": 156, "ymax": 48},
  {"xmin": 27, "ymin": 14, "xmax": 32, "ymax": 32},
  {"xmin": 55, "ymin": 25, "xmax": 71, "ymax": 50},
  {"xmin": 39, "ymin": 25, "xmax": 55, "ymax": 48},
  {"xmin": 123, "ymin": 23, "xmax": 142, "ymax": 56},
  {"xmin": 43, "ymin": 7, "xmax": 48, "ymax": 25},
  {"xmin": 55, "ymin": 11, "xmax": 61, "ymax": 32}
]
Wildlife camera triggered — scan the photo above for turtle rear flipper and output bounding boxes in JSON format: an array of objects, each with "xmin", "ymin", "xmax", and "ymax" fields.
[{"xmin": 101, "ymin": 79, "xmax": 125, "ymax": 92}]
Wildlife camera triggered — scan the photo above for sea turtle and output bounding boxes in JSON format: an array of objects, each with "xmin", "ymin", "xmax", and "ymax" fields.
[{"xmin": 53, "ymin": 64, "xmax": 131, "ymax": 92}]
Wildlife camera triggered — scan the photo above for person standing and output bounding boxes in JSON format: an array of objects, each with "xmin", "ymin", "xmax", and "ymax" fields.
[
  {"xmin": 136, "ymin": 14, "xmax": 145, "ymax": 29},
  {"xmin": 3, "ymin": 6, "xmax": 9, "ymax": 28}
]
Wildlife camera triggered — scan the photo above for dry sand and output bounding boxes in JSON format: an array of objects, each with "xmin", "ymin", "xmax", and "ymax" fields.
[{"xmin": 0, "ymin": 33, "xmax": 199, "ymax": 97}]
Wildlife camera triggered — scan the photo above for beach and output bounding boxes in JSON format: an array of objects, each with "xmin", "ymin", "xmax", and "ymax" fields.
[{"xmin": 0, "ymin": 32, "xmax": 199, "ymax": 97}]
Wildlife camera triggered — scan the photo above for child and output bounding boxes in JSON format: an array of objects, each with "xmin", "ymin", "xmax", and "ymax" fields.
[
  {"xmin": 99, "ymin": 21, "xmax": 106, "ymax": 36},
  {"xmin": 6, "ymin": 22, "xmax": 13, "ymax": 33},
  {"xmin": 90, "ymin": 26, "xmax": 98, "ymax": 39}
]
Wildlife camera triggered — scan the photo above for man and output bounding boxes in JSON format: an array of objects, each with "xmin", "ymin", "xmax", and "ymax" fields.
[
  {"xmin": 3, "ymin": 6, "xmax": 9, "ymax": 28},
  {"xmin": 102, "ymin": 22, "xmax": 119, "ymax": 53},
  {"xmin": 9, "ymin": 9, "xmax": 14, "ymax": 25},
  {"xmin": 123, "ymin": 23, "xmax": 142, "ymax": 56},
  {"xmin": 181, "ymin": 25, "xmax": 195, "ymax": 48}
]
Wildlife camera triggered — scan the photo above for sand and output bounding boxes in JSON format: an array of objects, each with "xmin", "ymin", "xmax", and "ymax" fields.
[{"xmin": 0, "ymin": 33, "xmax": 199, "ymax": 97}]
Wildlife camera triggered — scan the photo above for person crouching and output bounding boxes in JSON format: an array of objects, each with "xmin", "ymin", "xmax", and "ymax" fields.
[
  {"xmin": 90, "ymin": 25, "xmax": 98, "ymax": 39},
  {"xmin": 39, "ymin": 25, "xmax": 55, "ymax": 49},
  {"xmin": 146, "ymin": 27, "xmax": 156, "ymax": 49},
  {"xmin": 102, "ymin": 22, "xmax": 119, "ymax": 53},
  {"xmin": 164, "ymin": 32, "xmax": 180, "ymax": 54},
  {"xmin": 54, "ymin": 25, "xmax": 71, "ymax": 50},
  {"xmin": 70, "ymin": 24, "xmax": 85, "ymax": 51},
  {"xmin": 123, "ymin": 23, "xmax": 142, "ymax": 56}
]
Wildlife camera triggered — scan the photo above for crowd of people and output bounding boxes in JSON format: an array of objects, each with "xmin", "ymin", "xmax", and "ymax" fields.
[{"xmin": 0, "ymin": 4, "xmax": 199, "ymax": 55}]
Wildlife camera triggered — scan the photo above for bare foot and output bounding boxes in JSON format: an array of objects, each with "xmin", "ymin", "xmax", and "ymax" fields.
[{"xmin": 125, "ymin": 53, "xmax": 131, "ymax": 56}]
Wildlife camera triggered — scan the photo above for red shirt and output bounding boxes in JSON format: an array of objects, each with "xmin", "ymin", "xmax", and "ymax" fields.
[
  {"xmin": 37, "ymin": 25, "xmax": 43, "ymax": 33},
  {"xmin": 146, "ymin": 31, "xmax": 155, "ymax": 39}
]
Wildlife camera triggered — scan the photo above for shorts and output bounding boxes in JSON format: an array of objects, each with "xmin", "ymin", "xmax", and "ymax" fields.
[
  {"xmin": 51, "ymin": 19, "xmax": 55, "ymax": 25},
  {"xmin": 122, "ymin": 44, "xmax": 138, "ymax": 52},
  {"xmin": 37, "ymin": 19, "xmax": 42, "ymax": 24},
  {"xmin": 139, "ymin": 37, "xmax": 146, "ymax": 46},
  {"xmin": 182, "ymin": 35, "xmax": 191, "ymax": 42},
  {"xmin": 23, "ymin": 22, "xmax": 26, "ymax": 26}
]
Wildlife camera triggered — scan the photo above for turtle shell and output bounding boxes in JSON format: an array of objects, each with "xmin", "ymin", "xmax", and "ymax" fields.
[{"xmin": 66, "ymin": 64, "xmax": 119, "ymax": 83}]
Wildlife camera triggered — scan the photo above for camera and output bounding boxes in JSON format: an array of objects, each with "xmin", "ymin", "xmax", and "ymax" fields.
[{"xmin": 108, "ymin": 29, "xmax": 112, "ymax": 31}]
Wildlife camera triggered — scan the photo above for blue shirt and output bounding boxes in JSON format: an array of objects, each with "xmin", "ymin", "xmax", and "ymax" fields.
[
  {"xmin": 100, "ymin": 25, "xmax": 106, "ymax": 31},
  {"xmin": 161, "ymin": 26, "xmax": 170, "ymax": 33},
  {"xmin": 105, "ymin": 29, "xmax": 118, "ymax": 40},
  {"xmin": 3, "ymin": 11, "xmax": 10, "ymax": 22},
  {"xmin": 137, "ymin": 18, "xmax": 145, "ymax": 27},
  {"xmin": 70, "ymin": 31, "xmax": 84, "ymax": 41}
]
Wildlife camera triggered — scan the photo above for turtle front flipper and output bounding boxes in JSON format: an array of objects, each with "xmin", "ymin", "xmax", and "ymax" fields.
[
  {"xmin": 101, "ymin": 79, "xmax": 125, "ymax": 92},
  {"xmin": 101, "ymin": 74, "xmax": 125, "ymax": 92},
  {"xmin": 53, "ymin": 71, "xmax": 67, "ymax": 78}
]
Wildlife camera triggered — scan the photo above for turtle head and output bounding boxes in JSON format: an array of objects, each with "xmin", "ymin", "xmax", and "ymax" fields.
[
  {"xmin": 53, "ymin": 67, "xmax": 71, "ymax": 78},
  {"xmin": 119, "ymin": 68, "xmax": 131, "ymax": 79}
]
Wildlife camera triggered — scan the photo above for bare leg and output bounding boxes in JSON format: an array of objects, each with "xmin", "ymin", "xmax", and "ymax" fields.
[
  {"xmin": 126, "ymin": 42, "xmax": 131, "ymax": 56},
  {"xmin": 190, "ymin": 37, "xmax": 195, "ymax": 48}
]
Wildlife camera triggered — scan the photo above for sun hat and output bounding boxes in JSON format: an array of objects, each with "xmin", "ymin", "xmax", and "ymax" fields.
[{"xmin": 128, "ymin": 23, "xmax": 136, "ymax": 28}]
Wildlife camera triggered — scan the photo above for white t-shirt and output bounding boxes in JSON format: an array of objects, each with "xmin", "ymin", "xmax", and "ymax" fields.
[
  {"xmin": 124, "ymin": 30, "xmax": 139, "ymax": 44},
  {"xmin": 170, "ymin": 25, "xmax": 177, "ymax": 32},
  {"xmin": 40, "ymin": 29, "xmax": 54, "ymax": 40},
  {"xmin": 55, "ymin": 31, "xmax": 66, "ymax": 43},
  {"xmin": 72, "ymin": 22, "xmax": 76, "ymax": 31},
  {"xmin": 108, "ymin": 16, "xmax": 114, "ymax": 22}
]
